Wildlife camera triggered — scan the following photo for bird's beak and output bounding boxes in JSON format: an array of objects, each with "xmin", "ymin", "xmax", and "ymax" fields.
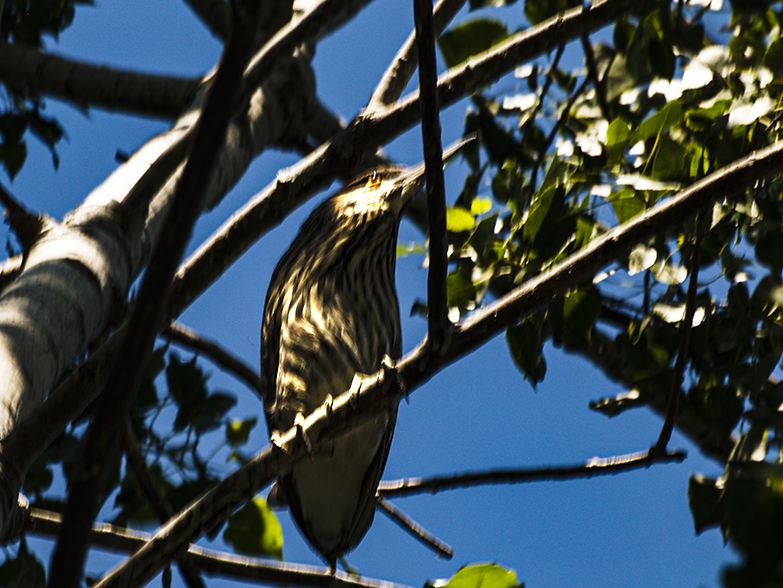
[{"xmin": 395, "ymin": 133, "xmax": 477, "ymax": 204}]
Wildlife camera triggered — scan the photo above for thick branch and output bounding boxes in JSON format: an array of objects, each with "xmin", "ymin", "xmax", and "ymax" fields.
[{"xmin": 0, "ymin": 43, "xmax": 202, "ymax": 117}]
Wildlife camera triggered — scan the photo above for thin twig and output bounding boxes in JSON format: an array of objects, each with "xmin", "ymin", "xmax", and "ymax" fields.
[
  {"xmin": 49, "ymin": 4, "xmax": 267, "ymax": 586},
  {"xmin": 120, "ymin": 420, "xmax": 206, "ymax": 588},
  {"xmin": 378, "ymin": 449, "xmax": 686, "ymax": 498},
  {"xmin": 580, "ymin": 34, "xmax": 611, "ymax": 121},
  {"xmin": 531, "ymin": 73, "xmax": 590, "ymax": 189},
  {"xmin": 183, "ymin": 0, "xmax": 231, "ymax": 40},
  {"xmin": 652, "ymin": 211, "xmax": 704, "ymax": 454},
  {"xmin": 25, "ymin": 508, "xmax": 413, "ymax": 588},
  {"xmin": 376, "ymin": 495, "xmax": 453, "ymax": 559},
  {"xmin": 163, "ymin": 322, "xmax": 263, "ymax": 397},
  {"xmin": 0, "ymin": 183, "xmax": 48, "ymax": 254},
  {"xmin": 413, "ymin": 0, "xmax": 449, "ymax": 346},
  {"xmin": 367, "ymin": 0, "xmax": 466, "ymax": 109}
]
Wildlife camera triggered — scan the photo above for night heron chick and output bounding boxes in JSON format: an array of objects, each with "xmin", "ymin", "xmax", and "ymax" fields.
[{"xmin": 260, "ymin": 161, "xmax": 427, "ymax": 566}]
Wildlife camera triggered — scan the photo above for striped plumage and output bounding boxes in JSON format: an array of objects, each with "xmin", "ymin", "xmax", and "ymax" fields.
[{"xmin": 260, "ymin": 165, "xmax": 424, "ymax": 566}]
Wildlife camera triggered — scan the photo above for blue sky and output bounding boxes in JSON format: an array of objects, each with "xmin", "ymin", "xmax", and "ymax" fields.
[{"xmin": 6, "ymin": 0, "xmax": 736, "ymax": 586}]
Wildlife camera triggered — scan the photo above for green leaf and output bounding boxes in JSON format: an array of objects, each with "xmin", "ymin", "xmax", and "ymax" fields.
[
  {"xmin": 447, "ymin": 268, "xmax": 476, "ymax": 310},
  {"xmin": 224, "ymin": 498, "xmax": 284, "ymax": 559},
  {"xmin": 0, "ymin": 141, "xmax": 27, "ymax": 179},
  {"xmin": 609, "ymin": 187, "xmax": 646, "ymax": 224},
  {"xmin": 688, "ymin": 474, "xmax": 723, "ymax": 535},
  {"xmin": 524, "ymin": 0, "xmax": 571, "ymax": 25},
  {"xmin": 506, "ymin": 321, "xmax": 546, "ymax": 386},
  {"xmin": 0, "ymin": 538, "xmax": 46, "ymax": 588},
  {"xmin": 628, "ymin": 101, "xmax": 684, "ymax": 145},
  {"xmin": 562, "ymin": 286, "xmax": 601, "ymax": 343},
  {"xmin": 470, "ymin": 197, "xmax": 492, "ymax": 216},
  {"xmin": 438, "ymin": 19, "xmax": 508, "ymax": 68},
  {"xmin": 427, "ymin": 563, "xmax": 522, "ymax": 588},
  {"xmin": 764, "ymin": 36, "xmax": 783, "ymax": 76},
  {"xmin": 447, "ymin": 206, "xmax": 476, "ymax": 232},
  {"xmin": 226, "ymin": 417, "xmax": 257, "ymax": 447},
  {"xmin": 397, "ymin": 242, "xmax": 426, "ymax": 258}
]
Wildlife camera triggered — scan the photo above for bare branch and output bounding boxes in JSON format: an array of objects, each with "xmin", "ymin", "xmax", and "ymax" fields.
[
  {"xmin": 163, "ymin": 322, "xmax": 263, "ymax": 397},
  {"xmin": 25, "ymin": 508, "xmax": 414, "ymax": 588},
  {"xmin": 0, "ymin": 43, "xmax": 202, "ymax": 118},
  {"xmin": 413, "ymin": 0, "xmax": 449, "ymax": 347},
  {"xmin": 376, "ymin": 495, "xmax": 453, "ymax": 559},
  {"xmin": 367, "ymin": 0, "xmax": 466, "ymax": 109},
  {"xmin": 377, "ymin": 449, "xmax": 686, "ymax": 497}
]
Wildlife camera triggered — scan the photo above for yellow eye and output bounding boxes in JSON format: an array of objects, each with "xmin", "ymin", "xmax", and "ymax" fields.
[{"xmin": 368, "ymin": 170, "xmax": 381, "ymax": 187}]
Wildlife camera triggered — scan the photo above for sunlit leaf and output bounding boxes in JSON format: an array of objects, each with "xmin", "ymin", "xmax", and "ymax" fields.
[{"xmin": 224, "ymin": 498, "xmax": 284, "ymax": 559}]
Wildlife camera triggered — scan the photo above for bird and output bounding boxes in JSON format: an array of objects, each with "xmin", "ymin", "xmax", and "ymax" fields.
[{"xmin": 260, "ymin": 160, "xmax": 425, "ymax": 567}]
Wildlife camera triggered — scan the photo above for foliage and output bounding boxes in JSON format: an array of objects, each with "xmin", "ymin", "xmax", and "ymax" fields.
[
  {"xmin": 0, "ymin": 1, "xmax": 86, "ymax": 179},
  {"xmin": 425, "ymin": 1, "xmax": 783, "ymax": 585}
]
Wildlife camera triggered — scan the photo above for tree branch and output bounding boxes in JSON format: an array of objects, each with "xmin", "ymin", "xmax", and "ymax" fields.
[
  {"xmin": 377, "ymin": 449, "xmax": 686, "ymax": 497},
  {"xmin": 367, "ymin": 0, "xmax": 466, "ymax": 109},
  {"xmin": 0, "ymin": 43, "xmax": 202, "ymax": 118},
  {"xmin": 413, "ymin": 0, "xmax": 449, "ymax": 347},
  {"xmin": 49, "ymin": 3, "xmax": 268, "ymax": 584},
  {"xmin": 376, "ymin": 495, "xmax": 453, "ymax": 559},
  {"xmin": 163, "ymin": 322, "xmax": 263, "ymax": 397},
  {"xmin": 26, "ymin": 508, "xmax": 413, "ymax": 588}
]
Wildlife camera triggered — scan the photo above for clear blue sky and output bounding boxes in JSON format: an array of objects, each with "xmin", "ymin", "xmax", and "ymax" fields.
[{"xmin": 6, "ymin": 1, "xmax": 735, "ymax": 586}]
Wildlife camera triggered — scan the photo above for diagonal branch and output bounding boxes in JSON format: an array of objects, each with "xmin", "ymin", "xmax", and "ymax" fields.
[
  {"xmin": 120, "ymin": 420, "xmax": 205, "ymax": 588},
  {"xmin": 413, "ymin": 0, "xmax": 450, "ymax": 347},
  {"xmin": 93, "ymin": 139, "xmax": 783, "ymax": 588},
  {"xmin": 376, "ymin": 495, "xmax": 453, "ymax": 559},
  {"xmin": 367, "ymin": 0, "xmax": 466, "ymax": 109}
]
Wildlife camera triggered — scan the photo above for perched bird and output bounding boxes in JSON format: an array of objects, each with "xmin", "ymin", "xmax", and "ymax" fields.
[{"xmin": 260, "ymin": 161, "xmax": 426, "ymax": 567}]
